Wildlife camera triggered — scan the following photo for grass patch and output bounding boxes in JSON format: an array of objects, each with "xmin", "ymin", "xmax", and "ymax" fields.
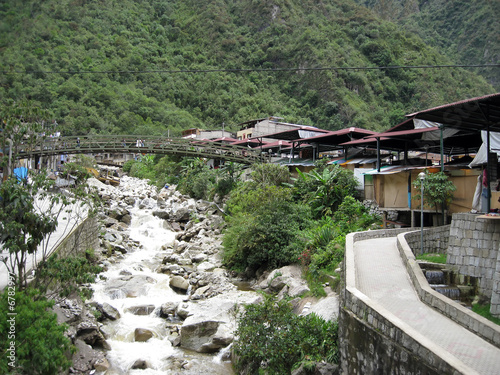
[
  {"xmin": 416, "ymin": 253, "xmax": 447, "ymax": 264},
  {"xmin": 303, "ymin": 269, "xmax": 334, "ymax": 298},
  {"xmin": 472, "ymin": 304, "xmax": 500, "ymax": 326}
]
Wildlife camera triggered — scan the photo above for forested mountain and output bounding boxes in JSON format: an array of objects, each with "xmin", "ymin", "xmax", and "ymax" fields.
[
  {"xmin": 0, "ymin": 0, "xmax": 496, "ymax": 136},
  {"xmin": 354, "ymin": 0, "xmax": 500, "ymax": 89}
]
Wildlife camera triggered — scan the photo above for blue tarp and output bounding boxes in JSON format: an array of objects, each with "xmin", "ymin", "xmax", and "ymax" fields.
[{"xmin": 13, "ymin": 167, "xmax": 28, "ymax": 181}]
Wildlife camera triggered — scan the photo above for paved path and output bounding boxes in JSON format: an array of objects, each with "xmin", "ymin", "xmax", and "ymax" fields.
[
  {"xmin": 0, "ymin": 199, "xmax": 87, "ymax": 290},
  {"xmin": 354, "ymin": 237, "xmax": 500, "ymax": 375}
]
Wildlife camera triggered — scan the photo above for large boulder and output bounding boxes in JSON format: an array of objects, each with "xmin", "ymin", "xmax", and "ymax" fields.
[
  {"xmin": 104, "ymin": 275, "xmax": 156, "ymax": 299},
  {"xmin": 97, "ymin": 302, "xmax": 121, "ymax": 321},
  {"xmin": 134, "ymin": 328, "xmax": 154, "ymax": 342},
  {"xmin": 170, "ymin": 275, "xmax": 189, "ymax": 292},
  {"xmin": 180, "ymin": 291, "xmax": 261, "ymax": 353},
  {"xmin": 173, "ymin": 207, "xmax": 191, "ymax": 222},
  {"xmin": 259, "ymin": 265, "xmax": 310, "ymax": 298},
  {"xmin": 124, "ymin": 304, "xmax": 156, "ymax": 316}
]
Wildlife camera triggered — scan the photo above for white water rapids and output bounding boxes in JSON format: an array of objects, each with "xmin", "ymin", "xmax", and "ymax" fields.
[{"xmin": 91, "ymin": 199, "xmax": 234, "ymax": 374}]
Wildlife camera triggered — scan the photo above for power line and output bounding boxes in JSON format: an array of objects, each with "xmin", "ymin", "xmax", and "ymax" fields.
[{"xmin": 0, "ymin": 64, "xmax": 499, "ymax": 75}]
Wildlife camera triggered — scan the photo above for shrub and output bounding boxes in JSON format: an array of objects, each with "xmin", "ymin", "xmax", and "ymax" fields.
[
  {"xmin": 292, "ymin": 164, "xmax": 359, "ymax": 218},
  {"xmin": 122, "ymin": 159, "xmax": 135, "ymax": 173},
  {"xmin": 0, "ymin": 289, "xmax": 74, "ymax": 374},
  {"xmin": 223, "ymin": 197, "xmax": 312, "ymax": 273},
  {"xmin": 251, "ymin": 162, "xmax": 290, "ymax": 186},
  {"xmin": 35, "ymin": 250, "xmax": 102, "ymax": 299},
  {"xmin": 226, "ymin": 184, "xmax": 292, "ymax": 216},
  {"xmin": 234, "ymin": 295, "xmax": 339, "ymax": 374}
]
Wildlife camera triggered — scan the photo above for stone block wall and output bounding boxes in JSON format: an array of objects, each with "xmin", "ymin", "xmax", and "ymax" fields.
[
  {"xmin": 340, "ymin": 230, "xmax": 471, "ymax": 375},
  {"xmin": 398, "ymin": 232, "xmax": 500, "ymax": 347},
  {"xmin": 403, "ymin": 225, "xmax": 450, "ymax": 256},
  {"xmin": 53, "ymin": 216, "xmax": 100, "ymax": 258},
  {"xmin": 447, "ymin": 213, "xmax": 500, "ymax": 315},
  {"xmin": 340, "ymin": 292, "xmax": 461, "ymax": 375}
]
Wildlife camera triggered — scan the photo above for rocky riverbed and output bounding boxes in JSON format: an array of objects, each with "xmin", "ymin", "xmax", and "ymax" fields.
[{"xmin": 54, "ymin": 176, "xmax": 339, "ymax": 374}]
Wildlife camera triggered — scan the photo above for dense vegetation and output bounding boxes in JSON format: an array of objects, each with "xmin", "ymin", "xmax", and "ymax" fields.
[
  {"xmin": 234, "ymin": 295, "xmax": 339, "ymax": 374},
  {"xmin": 139, "ymin": 158, "xmax": 378, "ymax": 372},
  {"xmin": 0, "ymin": 0, "xmax": 495, "ymax": 138},
  {"xmin": 131, "ymin": 156, "xmax": 380, "ymax": 290},
  {"xmin": 0, "ymin": 288, "xmax": 74, "ymax": 375},
  {"xmin": 355, "ymin": 0, "xmax": 500, "ymax": 89}
]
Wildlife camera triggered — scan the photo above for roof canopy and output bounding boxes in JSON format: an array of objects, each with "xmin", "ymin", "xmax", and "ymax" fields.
[{"xmin": 407, "ymin": 92, "xmax": 500, "ymax": 132}]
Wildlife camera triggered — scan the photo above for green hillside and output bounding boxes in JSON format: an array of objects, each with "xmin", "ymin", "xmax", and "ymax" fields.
[
  {"xmin": 355, "ymin": 0, "xmax": 500, "ymax": 89},
  {"xmin": 0, "ymin": 0, "xmax": 495, "ymax": 136}
]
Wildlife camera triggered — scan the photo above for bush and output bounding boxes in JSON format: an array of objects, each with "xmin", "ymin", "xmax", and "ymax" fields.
[
  {"xmin": 251, "ymin": 163, "xmax": 290, "ymax": 186},
  {"xmin": 234, "ymin": 295, "xmax": 338, "ymax": 374},
  {"xmin": 226, "ymin": 184, "xmax": 292, "ymax": 216},
  {"xmin": 122, "ymin": 159, "xmax": 135, "ymax": 173},
  {"xmin": 292, "ymin": 164, "xmax": 359, "ymax": 219},
  {"xmin": 223, "ymin": 197, "xmax": 312, "ymax": 273},
  {"xmin": 35, "ymin": 250, "xmax": 102, "ymax": 299},
  {"xmin": 0, "ymin": 289, "xmax": 73, "ymax": 374}
]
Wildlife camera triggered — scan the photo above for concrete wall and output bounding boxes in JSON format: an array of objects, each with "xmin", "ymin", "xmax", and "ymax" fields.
[
  {"xmin": 52, "ymin": 216, "xmax": 100, "ymax": 258},
  {"xmin": 340, "ymin": 228, "xmax": 472, "ymax": 375},
  {"xmin": 446, "ymin": 213, "xmax": 500, "ymax": 317}
]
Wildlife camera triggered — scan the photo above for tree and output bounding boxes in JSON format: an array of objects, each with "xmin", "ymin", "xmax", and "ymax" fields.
[
  {"xmin": 0, "ymin": 99, "xmax": 49, "ymax": 179},
  {"xmin": 1, "ymin": 100, "xmax": 98, "ymax": 289},
  {"xmin": 0, "ymin": 177, "xmax": 57, "ymax": 289},
  {"xmin": 413, "ymin": 171, "xmax": 456, "ymax": 225}
]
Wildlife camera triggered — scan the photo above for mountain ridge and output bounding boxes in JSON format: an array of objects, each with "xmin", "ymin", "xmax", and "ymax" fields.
[{"xmin": 0, "ymin": 0, "xmax": 495, "ymax": 136}]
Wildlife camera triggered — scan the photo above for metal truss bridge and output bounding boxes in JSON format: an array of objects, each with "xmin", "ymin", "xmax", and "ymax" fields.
[{"xmin": 16, "ymin": 135, "xmax": 269, "ymax": 165}]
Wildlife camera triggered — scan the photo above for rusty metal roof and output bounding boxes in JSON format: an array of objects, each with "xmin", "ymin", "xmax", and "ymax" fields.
[{"xmin": 406, "ymin": 92, "xmax": 500, "ymax": 131}]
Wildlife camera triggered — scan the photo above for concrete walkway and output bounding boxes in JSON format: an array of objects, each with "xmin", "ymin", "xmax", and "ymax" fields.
[{"xmin": 354, "ymin": 237, "xmax": 500, "ymax": 375}]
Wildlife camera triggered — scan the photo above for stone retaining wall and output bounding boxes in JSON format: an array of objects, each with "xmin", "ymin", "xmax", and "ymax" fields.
[
  {"xmin": 447, "ymin": 213, "xmax": 500, "ymax": 317},
  {"xmin": 340, "ymin": 229, "xmax": 473, "ymax": 375},
  {"xmin": 398, "ymin": 231, "xmax": 500, "ymax": 347},
  {"xmin": 403, "ymin": 225, "xmax": 450, "ymax": 256},
  {"xmin": 52, "ymin": 216, "xmax": 100, "ymax": 258}
]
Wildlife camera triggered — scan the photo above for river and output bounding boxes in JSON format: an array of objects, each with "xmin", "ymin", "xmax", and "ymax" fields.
[{"xmin": 89, "ymin": 177, "xmax": 235, "ymax": 374}]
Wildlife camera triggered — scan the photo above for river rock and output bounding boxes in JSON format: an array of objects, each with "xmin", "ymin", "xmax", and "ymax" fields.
[
  {"xmin": 197, "ymin": 261, "xmax": 216, "ymax": 272},
  {"xmin": 108, "ymin": 206, "xmax": 130, "ymax": 221},
  {"xmin": 173, "ymin": 207, "xmax": 191, "ymax": 222},
  {"xmin": 176, "ymin": 303, "xmax": 191, "ymax": 320},
  {"xmin": 131, "ymin": 359, "xmax": 149, "ymax": 369},
  {"xmin": 180, "ymin": 291, "xmax": 261, "ymax": 353},
  {"xmin": 153, "ymin": 210, "xmax": 170, "ymax": 219},
  {"xmin": 259, "ymin": 265, "xmax": 309, "ymax": 298},
  {"xmin": 105, "ymin": 274, "xmax": 155, "ymax": 298},
  {"xmin": 160, "ymin": 302, "xmax": 178, "ymax": 317},
  {"xmin": 170, "ymin": 275, "xmax": 189, "ymax": 292},
  {"xmin": 77, "ymin": 321, "xmax": 108, "ymax": 348},
  {"xmin": 103, "ymin": 231, "xmax": 123, "ymax": 244},
  {"xmin": 53, "ymin": 298, "xmax": 83, "ymax": 325},
  {"xmin": 134, "ymin": 328, "xmax": 154, "ymax": 342},
  {"xmin": 98, "ymin": 302, "xmax": 121, "ymax": 321},
  {"xmin": 125, "ymin": 304, "xmax": 156, "ymax": 315},
  {"xmin": 71, "ymin": 339, "xmax": 101, "ymax": 373},
  {"xmin": 120, "ymin": 213, "xmax": 132, "ymax": 225},
  {"xmin": 124, "ymin": 196, "xmax": 136, "ymax": 206},
  {"xmin": 305, "ymin": 296, "xmax": 339, "ymax": 321},
  {"xmin": 94, "ymin": 357, "xmax": 110, "ymax": 372}
]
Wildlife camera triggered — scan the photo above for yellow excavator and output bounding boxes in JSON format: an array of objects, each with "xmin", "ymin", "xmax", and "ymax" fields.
[{"xmin": 85, "ymin": 167, "xmax": 120, "ymax": 186}]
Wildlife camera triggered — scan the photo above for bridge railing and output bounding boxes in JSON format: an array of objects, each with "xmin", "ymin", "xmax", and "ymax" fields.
[{"xmin": 17, "ymin": 135, "xmax": 269, "ymax": 164}]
